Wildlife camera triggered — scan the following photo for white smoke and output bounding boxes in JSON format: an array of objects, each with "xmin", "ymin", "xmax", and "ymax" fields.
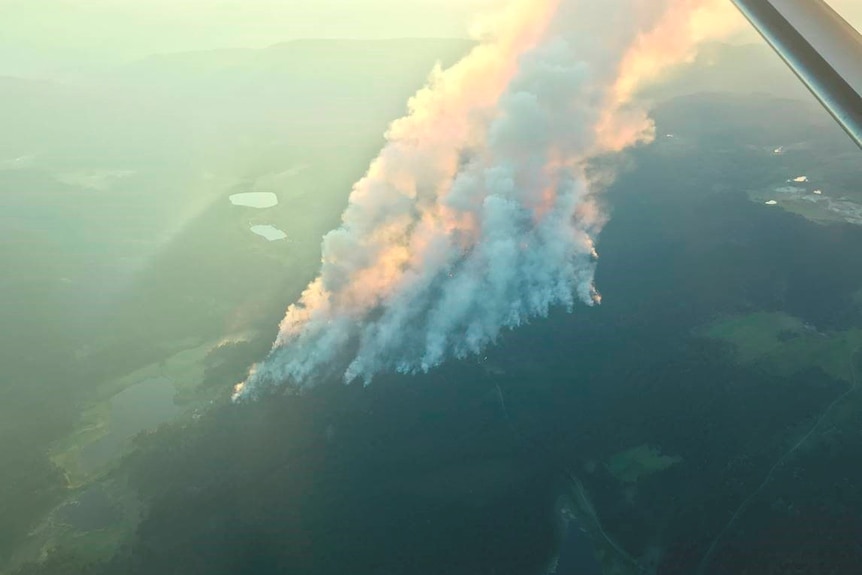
[{"xmin": 235, "ymin": 0, "xmax": 740, "ymax": 400}]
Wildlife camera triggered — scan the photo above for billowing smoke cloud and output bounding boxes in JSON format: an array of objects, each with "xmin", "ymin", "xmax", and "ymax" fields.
[{"xmin": 235, "ymin": 0, "xmax": 740, "ymax": 400}]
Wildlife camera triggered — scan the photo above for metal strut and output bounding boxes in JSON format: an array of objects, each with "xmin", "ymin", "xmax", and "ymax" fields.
[{"xmin": 731, "ymin": 0, "xmax": 862, "ymax": 148}]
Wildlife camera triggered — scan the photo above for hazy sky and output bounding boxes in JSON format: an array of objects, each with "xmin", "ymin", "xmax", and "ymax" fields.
[
  {"xmin": 1, "ymin": 0, "xmax": 859, "ymax": 76},
  {"xmin": 0, "ymin": 0, "xmax": 492, "ymax": 74}
]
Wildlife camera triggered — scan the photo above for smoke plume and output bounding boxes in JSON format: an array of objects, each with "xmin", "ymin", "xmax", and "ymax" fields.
[{"xmin": 235, "ymin": 0, "xmax": 740, "ymax": 400}]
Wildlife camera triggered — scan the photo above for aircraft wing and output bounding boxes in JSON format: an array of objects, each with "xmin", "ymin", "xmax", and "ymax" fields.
[{"xmin": 731, "ymin": 0, "xmax": 862, "ymax": 148}]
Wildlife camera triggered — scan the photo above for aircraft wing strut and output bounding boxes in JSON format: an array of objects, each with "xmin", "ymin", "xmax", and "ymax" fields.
[{"xmin": 732, "ymin": 0, "xmax": 862, "ymax": 148}]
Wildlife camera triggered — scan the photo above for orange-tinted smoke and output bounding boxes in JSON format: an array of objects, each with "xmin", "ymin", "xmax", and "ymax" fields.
[
  {"xmin": 596, "ymin": 0, "xmax": 745, "ymax": 151},
  {"xmin": 275, "ymin": 0, "xmax": 561, "ymax": 340}
]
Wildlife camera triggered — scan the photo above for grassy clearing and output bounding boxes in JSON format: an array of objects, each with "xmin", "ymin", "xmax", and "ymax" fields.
[
  {"xmin": 704, "ymin": 313, "xmax": 806, "ymax": 362},
  {"xmin": 49, "ymin": 403, "xmax": 113, "ymax": 489},
  {"xmin": 9, "ymin": 478, "xmax": 144, "ymax": 573},
  {"xmin": 606, "ymin": 444, "xmax": 682, "ymax": 485},
  {"xmin": 703, "ymin": 312, "xmax": 862, "ymax": 384},
  {"xmin": 777, "ymin": 202, "xmax": 845, "ymax": 225}
]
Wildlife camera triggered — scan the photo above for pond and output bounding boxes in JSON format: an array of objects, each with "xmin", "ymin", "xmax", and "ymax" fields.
[
  {"xmin": 229, "ymin": 192, "xmax": 279, "ymax": 208},
  {"xmin": 59, "ymin": 485, "xmax": 121, "ymax": 532},
  {"xmin": 250, "ymin": 224, "xmax": 288, "ymax": 241},
  {"xmin": 79, "ymin": 377, "xmax": 180, "ymax": 474}
]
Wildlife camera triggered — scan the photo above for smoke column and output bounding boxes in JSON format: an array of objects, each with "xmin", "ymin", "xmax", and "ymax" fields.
[{"xmin": 235, "ymin": 0, "xmax": 740, "ymax": 400}]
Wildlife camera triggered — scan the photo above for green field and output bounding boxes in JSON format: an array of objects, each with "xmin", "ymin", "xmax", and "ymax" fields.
[
  {"xmin": 606, "ymin": 444, "xmax": 682, "ymax": 485},
  {"xmin": 703, "ymin": 312, "xmax": 862, "ymax": 383}
]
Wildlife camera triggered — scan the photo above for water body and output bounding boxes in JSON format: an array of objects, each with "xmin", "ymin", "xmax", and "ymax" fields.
[
  {"xmin": 54, "ymin": 169, "xmax": 136, "ymax": 191},
  {"xmin": 59, "ymin": 486, "xmax": 120, "ymax": 532},
  {"xmin": 229, "ymin": 192, "xmax": 279, "ymax": 208},
  {"xmin": 79, "ymin": 378, "xmax": 180, "ymax": 473},
  {"xmin": 250, "ymin": 225, "xmax": 287, "ymax": 241}
]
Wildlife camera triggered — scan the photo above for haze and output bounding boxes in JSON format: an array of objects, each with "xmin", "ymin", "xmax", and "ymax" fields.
[
  {"xmin": 2, "ymin": 0, "xmax": 859, "ymax": 77},
  {"xmin": 3, "ymin": 0, "xmax": 862, "ymax": 573},
  {"xmin": 0, "ymin": 0, "xmax": 494, "ymax": 75}
]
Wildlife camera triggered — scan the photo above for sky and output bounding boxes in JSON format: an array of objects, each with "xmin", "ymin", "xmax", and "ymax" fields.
[
  {"xmin": 0, "ymin": 0, "xmax": 494, "ymax": 75},
  {"xmin": 0, "ymin": 0, "xmax": 859, "ymax": 76}
]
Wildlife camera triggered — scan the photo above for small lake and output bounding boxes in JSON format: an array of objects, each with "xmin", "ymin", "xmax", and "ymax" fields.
[
  {"xmin": 59, "ymin": 485, "xmax": 121, "ymax": 532},
  {"xmin": 79, "ymin": 377, "xmax": 180, "ymax": 473},
  {"xmin": 250, "ymin": 225, "xmax": 287, "ymax": 241},
  {"xmin": 229, "ymin": 192, "xmax": 279, "ymax": 208}
]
